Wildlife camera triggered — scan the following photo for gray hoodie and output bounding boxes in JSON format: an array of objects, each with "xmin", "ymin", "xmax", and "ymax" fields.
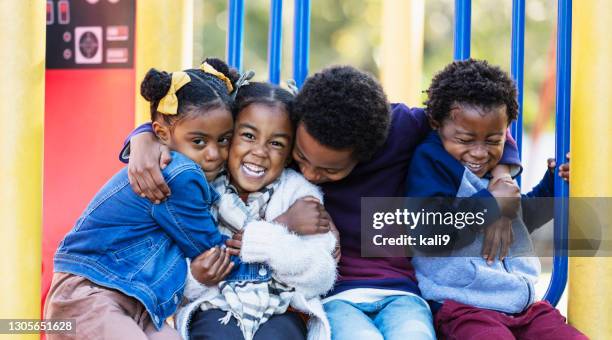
[{"xmin": 412, "ymin": 170, "xmax": 541, "ymax": 314}]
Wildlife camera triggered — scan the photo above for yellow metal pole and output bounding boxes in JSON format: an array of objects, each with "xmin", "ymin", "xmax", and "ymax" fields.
[
  {"xmin": 569, "ymin": 0, "xmax": 612, "ymax": 338},
  {"xmin": 0, "ymin": 0, "xmax": 45, "ymax": 336},
  {"xmin": 380, "ymin": 0, "xmax": 424, "ymax": 106},
  {"xmin": 135, "ymin": 0, "xmax": 194, "ymax": 125}
]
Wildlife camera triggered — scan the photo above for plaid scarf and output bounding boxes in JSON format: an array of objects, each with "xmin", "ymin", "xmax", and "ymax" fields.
[
  {"xmin": 211, "ymin": 173, "xmax": 277, "ymax": 235},
  {"xmin": 206, "ymin": 174, "xmax": 295, "ymax": 340}
]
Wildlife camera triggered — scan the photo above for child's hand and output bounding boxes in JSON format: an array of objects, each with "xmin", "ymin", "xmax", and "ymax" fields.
[
  {"xmin": 190, "ymin": 247, "xmax": 234, "ymax": 286},
  {"xmin": 225, "ymin": 230, "xmax": 243, "ymax": 256},
  {"xmin": 488, "ymin": 176, "xmax": 521, "ymax": 219},
  {"xmin": 274, "ymin": 196, "xmax": 331, "ymax": 235},
  {"xmin": 128, "ymin": 132, "xmax": 172, "ymax": 203},
  {"xmin": 482, "ymin": 216, "xmax": 514, "ymax": 265},
  {"xmin": 329, "ymin": 220, "xmax": 341, "ymax": 263},
  {"xmin": 490, "ymin": 164, "xmax": 511, "ymax": 179},
  {"xmin": 548, "ymin": 152, "xmax": 570, "ymax": 182}
]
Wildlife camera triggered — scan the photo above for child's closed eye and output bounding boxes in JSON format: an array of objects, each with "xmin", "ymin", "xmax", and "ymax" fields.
[{"xmin": 456, "ymin": 138, "xmax": 473, "ymax": 144}]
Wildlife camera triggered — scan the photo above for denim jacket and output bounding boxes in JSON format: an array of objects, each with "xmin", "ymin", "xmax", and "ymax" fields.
[
  {"xmin": 225, "ymin": 262, "xmax": 272, "ymax": 282},
  {"xmin": 54, "ymin": 152, "xmax": 230, "ymax": 329}
]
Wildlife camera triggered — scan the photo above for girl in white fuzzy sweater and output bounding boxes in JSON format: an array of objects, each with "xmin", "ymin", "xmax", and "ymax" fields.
[{"xmin": 176, "ymin": 82, "xmax": 337, "ymax": 340}]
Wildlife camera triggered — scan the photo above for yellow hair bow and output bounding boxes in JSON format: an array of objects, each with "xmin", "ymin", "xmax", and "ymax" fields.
[
  {"xmin": 199, "ymin": 62, "xmax": 234, "ymax": 93},
  {"xmin": 158, "ymin": 71, "xmax": 191, "ymax": 115}
]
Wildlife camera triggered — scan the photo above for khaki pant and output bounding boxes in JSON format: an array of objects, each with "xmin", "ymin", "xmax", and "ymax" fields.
[{"xmin": 44, "ymin": 272, "xmax": 181, "ymax": 340}]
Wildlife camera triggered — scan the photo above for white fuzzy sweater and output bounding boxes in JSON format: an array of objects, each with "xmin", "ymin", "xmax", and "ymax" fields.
[{"xmin": 176, "ymin": 169, "xmax": 337, "ymax": 340}]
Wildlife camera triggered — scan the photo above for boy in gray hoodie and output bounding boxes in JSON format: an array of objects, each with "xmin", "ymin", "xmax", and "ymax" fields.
[{"xmin": 405, "ymin": 59, "xmax": 586, "ymax": 339}]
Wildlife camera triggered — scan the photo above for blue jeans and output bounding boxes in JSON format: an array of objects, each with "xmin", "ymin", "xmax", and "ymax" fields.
[{"xmin": 324, "ymin": 295, "xmax": 435, "ymax": 340}]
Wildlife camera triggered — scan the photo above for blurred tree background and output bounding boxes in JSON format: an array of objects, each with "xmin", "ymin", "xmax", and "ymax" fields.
[{"xmin": 193, "ymin": 0, "xmax": 556, "ymax": 135}]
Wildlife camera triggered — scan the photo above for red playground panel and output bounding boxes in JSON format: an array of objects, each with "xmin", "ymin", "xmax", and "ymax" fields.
[{"xmin": 42, "ymin": 0, "xmax": 136, "ymax": 310}]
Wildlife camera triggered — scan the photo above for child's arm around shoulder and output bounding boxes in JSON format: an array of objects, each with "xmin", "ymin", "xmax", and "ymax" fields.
[
  {"xmin": 119, "ymin": 122, "xmax": 174, "ymax": 203},
  {"xmin": 280, "ymin": 168, "xmax": 324, "ymax": 204},
  {"xmin": 499, "ymin": 131, "xmax": 522, "ymax": 176},
  {"xmin": 392, "ymin": 104, "xmax": 431, "ymax": 147},
  {"xmin": 151, "ymin": 164, "xmax": 227, "ymax": 259}
]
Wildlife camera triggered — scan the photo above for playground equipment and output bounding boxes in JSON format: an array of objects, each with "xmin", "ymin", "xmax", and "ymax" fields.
[
  {"xmin": 135, "ymin": 0, "xmax": 193, "ymax": 125},
  {"xmin": 1, "ymin": 0, "xmax": 611, "ymax": 338},
  {"xmin": 0, "ymin": 5, "xmax": 45, "ymax": 338},
  {"xmin": 42, "ymin": 0, "xmax": 137, "ymax": 311},
  {"xmin": 568, "ymin": 0, "xmax": 612, "ymax": 336},
  {"xmin": 380, "ymin": 0, "xmax": 424, "ymax": 106},
  {"xmin": 450, "ymin": 0, "xmax": 572, "ymax": 309}
]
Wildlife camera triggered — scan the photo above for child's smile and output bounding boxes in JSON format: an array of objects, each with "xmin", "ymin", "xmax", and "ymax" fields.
[
  {"xmin": 228, "ymin": 103, "xmax": 293, "ymax": 193},
  {"xmin": 436, "ymin": 103, "xmax": 508, "ymax": 178},
  {"xmin": 241, "ymin": 162, "xmax": 267, "ymax": 178}
]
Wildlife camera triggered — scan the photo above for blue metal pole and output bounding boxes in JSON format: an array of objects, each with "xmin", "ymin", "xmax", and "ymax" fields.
[
  {"xmin": 268, "ymin": 0, "xmax": 283, "ymax": 84},
  {"xmin": 454, "ymin": 0, "xmax": 471, "ymax": 60},
  {"xmin": 227, "ymin": 0, "xmax": 245, "ymax": 71},
  {"xmin": 544, "ymin": 0, "xmax": 571, "ymax": 307},
  {"xmin": 510, "ymin": 0, "xmax": 525, "ymax": 187},
  {"xmin": 293, "ymin": 0, "xmax": 310, "ymax": 88}
]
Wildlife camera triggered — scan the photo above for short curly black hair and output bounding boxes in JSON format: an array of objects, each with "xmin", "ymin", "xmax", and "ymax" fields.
[
  {"xmin": 293, "ymin": 65, "xmax": 390, "ymax": 162},
  {"xmin": 425, "ymin": 59, "xmax": 518, "ymax": 126}
]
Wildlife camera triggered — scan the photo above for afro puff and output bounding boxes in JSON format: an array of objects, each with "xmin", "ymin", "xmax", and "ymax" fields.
[
  {"xmin": 140, "ymin": 57, "xmax": 238, "ymax": 124},
  {"xmin": 424, "ymin": 59, "xmax": 518, "ymax": 126},
  {"xmin": 293, "ymin": 65, "xmax": 390, "ymax": 162}
]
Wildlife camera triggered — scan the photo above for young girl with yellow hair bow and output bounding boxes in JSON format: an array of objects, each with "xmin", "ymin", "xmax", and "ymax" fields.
[{"xmin": 44, "ymin": 58, "xmax": 240, "ymax": 340}]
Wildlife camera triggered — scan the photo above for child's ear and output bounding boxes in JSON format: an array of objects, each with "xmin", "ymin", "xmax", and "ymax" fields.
[
  {"xmin": 152, "ymin": 121, "xmax": 171, "ymax": 145},
  {"xmin": 426, "ymin": 114, "xmax": 440, "ymax": 130},
  {"xmin": 429, "ymin": 119, "xmax": 440, "ymax": 130}
]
